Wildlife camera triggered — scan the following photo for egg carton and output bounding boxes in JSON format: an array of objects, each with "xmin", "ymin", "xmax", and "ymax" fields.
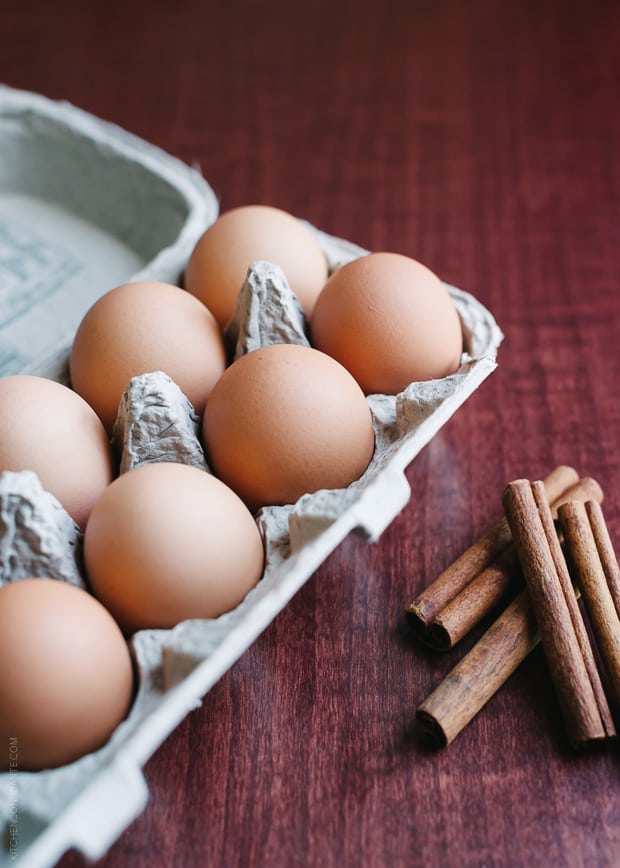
[{"xmin": 0, "ymin": 86, "xmax": 504, "ymax": 868}]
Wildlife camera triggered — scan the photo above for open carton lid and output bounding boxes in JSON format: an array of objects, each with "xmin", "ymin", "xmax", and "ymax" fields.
[{"xmin": 0, "ymin": 83, "xmax": 218, "ymax": 381}]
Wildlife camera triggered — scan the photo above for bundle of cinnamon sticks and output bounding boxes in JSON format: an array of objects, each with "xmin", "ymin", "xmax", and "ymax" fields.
[{"xmin": 408, "ymin": 465, "xmax": 620, "ymax": 749}]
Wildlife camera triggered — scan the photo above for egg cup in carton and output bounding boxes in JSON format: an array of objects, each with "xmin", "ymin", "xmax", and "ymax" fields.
[{"xmin": 0, "ymin": 86, "xmax": 503, "ymax": 868}]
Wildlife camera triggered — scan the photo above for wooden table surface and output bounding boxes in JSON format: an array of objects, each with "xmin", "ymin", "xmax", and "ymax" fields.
[{"xmin": 3, "ymin": 0, "xmax": 620, "ymax": 865}]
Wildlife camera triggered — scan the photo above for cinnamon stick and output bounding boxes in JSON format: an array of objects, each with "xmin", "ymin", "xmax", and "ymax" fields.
[
  {"xmin": 558, "ymin": 500, "xmax": 620, "ymax": 713},
  {"xmin": 416, "ymin": 588, "xmax": 539, "ymax": 747},
  {"xmin": 502, "ymin": 479, "xmax": 613, "ymax": 747},
  {"xmin": 586, "ymin": 500, "xmax": 620, "ymax": 618},
  {"xmin": 428, "ymin": 547, "xmax": 520, "ymax": 650},
  {"xmin": 436, "ymin": 477, "xmax": 604, "ymax": 649},
  {"xmin": 406, "ymin": 465, "xmax": 579, "ymax": 640},
  {"xmin": 407, "ymin": 471, "xmax": 603, "ymax": 651},
  {"xmin": 406, "ymin": 516, "xmax": 516, "ymax": 634},
  {"xmin": 531, "ymin": 482, "xmax": 615, "ymax": 737}
]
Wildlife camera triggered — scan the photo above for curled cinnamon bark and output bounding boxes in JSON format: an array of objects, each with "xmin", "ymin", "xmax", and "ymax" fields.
[
  {"xmin": 503, "ymin": 480, "xmax": 614, "ymax": 747},
  {"xmin": 407, "ymin": 467, "xmax": 603, "ymax": 650},
  {"xmin": 416, "ymin": 588, "xmax": 539, "ymax": 747},
  {"xmin": 558, "ymin": 500, "xmax": 620, "ymax": 715}
]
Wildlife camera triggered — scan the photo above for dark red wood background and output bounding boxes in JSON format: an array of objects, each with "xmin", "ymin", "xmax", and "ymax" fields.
[{"xmin": 3, "ymin": 0, "xmax": 620, "ymax": 865}]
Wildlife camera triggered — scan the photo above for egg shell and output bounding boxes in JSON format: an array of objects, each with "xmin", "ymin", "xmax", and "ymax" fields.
[
  {"xmin": 202, "ymin": 343, "xmax": 376, "ymax": 512},
  {"xmin": 83, "ymin": 462, "xmax": 265, "ymax": 633},
  {"xmin": 310, "ymin": 252, "xmax": 464, "ymax": 395},
  {"xmin": 0, "ymin": 375, "xmax": 114, "ymax": 528},
  {"xmin": 184, "ymin": 204, "xmax": 329, "ymax": 328},
  {"xmin": 70, "ymin": 281, "xmax": 226, "ymax": 434},
  {"xmin": 0, "ymin": 578, "xmax": 134, "ymax": 771}
]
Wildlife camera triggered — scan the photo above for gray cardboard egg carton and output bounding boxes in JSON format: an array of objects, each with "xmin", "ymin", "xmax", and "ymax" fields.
[{"xmin": 0, "ymin": 86, "xmax": 503, "ymax": 868}]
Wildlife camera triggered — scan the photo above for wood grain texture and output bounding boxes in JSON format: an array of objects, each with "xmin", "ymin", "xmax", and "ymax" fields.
[{"xmin": 3, "ymin": 0, "xmax": 620, "ymax": 865}]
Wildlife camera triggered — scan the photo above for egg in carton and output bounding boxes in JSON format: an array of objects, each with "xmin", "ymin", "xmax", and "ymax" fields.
[
  {"xmin": 0, "ymin": 240, "xmax": 502, "ymax": 868},
  {"xmin": 0, "ymin": 88, "xmax": 503, "ymax": 868}
]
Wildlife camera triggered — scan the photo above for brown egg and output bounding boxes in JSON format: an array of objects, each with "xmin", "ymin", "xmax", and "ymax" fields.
[
  {"xmin": 70, "ymin": 281, "xmax": 226, "ymax": 433},
  {"xmin": 0, "ymin": 579, "xmax": 134, "ymax": 771},
  {"xmin": 202, "ymin": 344, "xmax": 375, "ymax": 511},
  {"xmin": 84, "ymin": 462, "xmax": 265, "ymax": 633},
  {"xmin": 310, "ymin": 252, "xmax": 464, "ymax": 395},
  {"xmin": 184, "ymin": 204, "xmax": 329, "ymax": 328},
  {"xmin": 0, "ymin": 375, "xmax": 114, "ymax": 528}
]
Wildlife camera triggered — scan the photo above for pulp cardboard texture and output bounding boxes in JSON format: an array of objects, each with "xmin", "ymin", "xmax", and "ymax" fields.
[{"xmin": 0, "ymin": 85, "xmax": 504, "ymax": 867}]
